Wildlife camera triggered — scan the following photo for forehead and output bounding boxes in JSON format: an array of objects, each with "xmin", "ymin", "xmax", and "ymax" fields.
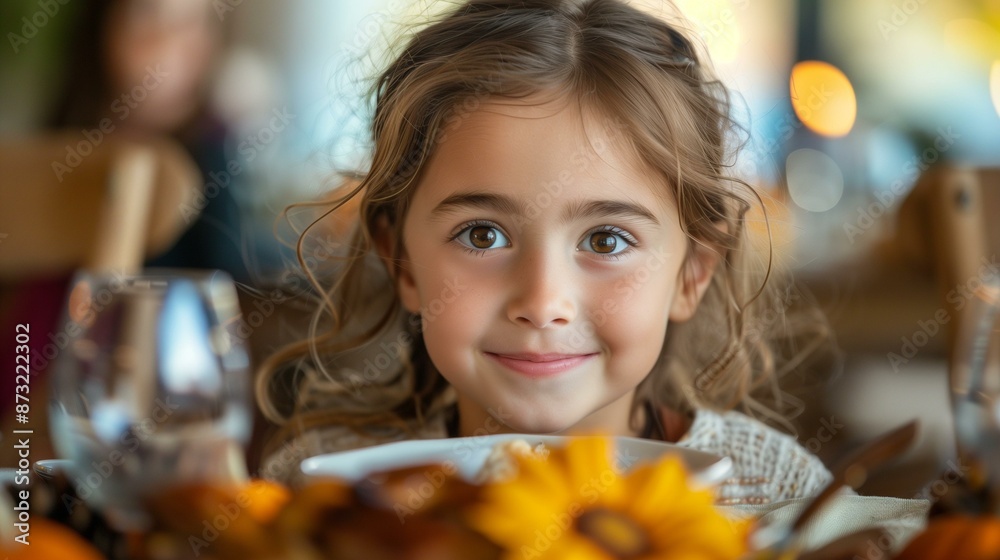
[{"xmin": 414, "ymin": 95, "xmax": 674, "ymax": 212}]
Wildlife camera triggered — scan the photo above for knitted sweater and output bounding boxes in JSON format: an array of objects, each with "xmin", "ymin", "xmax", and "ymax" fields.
[{"xmin": 672, "ymin": 408, "xmax": 833, "ymax": 505}]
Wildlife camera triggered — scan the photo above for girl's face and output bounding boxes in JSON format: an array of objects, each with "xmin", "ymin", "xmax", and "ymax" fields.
[{"xmin": 390, "ymin": 96, "xmax": 717, "ymax": 437}]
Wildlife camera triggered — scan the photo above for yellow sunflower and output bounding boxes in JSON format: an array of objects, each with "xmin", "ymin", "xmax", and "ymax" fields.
[{"xmin": 467, "ymin": 437, "xmax": 748, "ymax": 560}]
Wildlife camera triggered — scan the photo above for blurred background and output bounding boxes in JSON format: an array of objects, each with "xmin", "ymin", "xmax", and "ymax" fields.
[
  {"xmin": 1, "ymin": 0, "xmax": 999, "ymax": 496},
  {"xmin": 2, "ymin": 0, "xmax": 999, "ymax": 269}
]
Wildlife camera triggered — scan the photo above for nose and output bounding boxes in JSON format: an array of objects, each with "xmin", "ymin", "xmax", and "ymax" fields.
[{"xmin": 506, "ymin": 249, "xmax": 577, "ymax": 329}]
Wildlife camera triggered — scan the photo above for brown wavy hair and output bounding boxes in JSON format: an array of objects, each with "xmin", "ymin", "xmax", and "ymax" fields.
[{"xmin": 257, "ymin": 0, "xmax": 835, "ymax": 458}]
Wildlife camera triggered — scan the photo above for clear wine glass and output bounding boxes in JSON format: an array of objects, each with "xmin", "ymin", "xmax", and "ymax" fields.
[
  {"xmin": 950, "ymin": 277, "xmax": 1000, "ymax": 512},
  {"xmin": 48, "ymin": 269, "xmax": 252, "ymax": 531}
]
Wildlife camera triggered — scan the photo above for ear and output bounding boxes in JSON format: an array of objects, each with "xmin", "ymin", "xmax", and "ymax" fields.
[
  {"xmin": 372, "ymin": 214, "xmax": 421, "ymax": 314},
  {"xmin": 668, "ymin": 239, "xmax": 723, "ymax": 323}
]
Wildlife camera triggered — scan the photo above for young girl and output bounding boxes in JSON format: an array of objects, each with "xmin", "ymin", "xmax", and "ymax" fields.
[{"xmin": 256, "ymin": 0, "xmax": 835, "ymax": 507}]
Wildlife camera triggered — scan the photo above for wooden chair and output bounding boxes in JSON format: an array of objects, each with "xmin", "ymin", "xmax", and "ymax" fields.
[
  {"xmin": 896, "ymin": 166, "xmax": 1000, "ymax": 387},
  {"xmin": 0, "ymin": 132, "xmax": 202, "ymax": 278},
  {"xmin": 896, "ymin": 166, "xmax": 1000, "ymax": 489}
]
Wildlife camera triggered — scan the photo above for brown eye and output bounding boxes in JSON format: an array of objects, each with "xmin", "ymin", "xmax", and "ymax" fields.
[
  {"xmin": 589, "ymin": 232, "xmax": 618, "ymax": 253},
  {"xmin": 469, "ymin": 226, "xmax": 497, "ymax": 248},
  {"xmin": 456, "ymin": 223, "xmax": 509, "ymax": 252}
]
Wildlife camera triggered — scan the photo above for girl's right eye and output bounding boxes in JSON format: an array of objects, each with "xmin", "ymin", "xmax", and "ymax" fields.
[{"xmin": 453, "ymin": 223, "xmax": 511, "ymax": 252}]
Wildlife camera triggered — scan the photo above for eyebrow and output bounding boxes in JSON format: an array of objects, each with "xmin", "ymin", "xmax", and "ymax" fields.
[
  {"xmin": 564, "ymin": 199, "xmax": 660, "ymax": 226},
  {"xmin": 430, "ymin": 191, "xmax": 660, "ymax": 226},
  {"xmin": 431, "ymin": 192, "xmax": 526, "ymax": 219}
]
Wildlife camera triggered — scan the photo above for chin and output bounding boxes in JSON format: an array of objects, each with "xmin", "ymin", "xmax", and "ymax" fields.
[{"xmin": 496, "ymin": 409, "xmax": 583, "ymax": 435}]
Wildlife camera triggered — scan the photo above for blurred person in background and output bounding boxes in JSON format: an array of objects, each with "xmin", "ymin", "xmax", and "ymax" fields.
[{"xmin": 48, "ymin": 0, "xmax": 250, "ymax": 282}]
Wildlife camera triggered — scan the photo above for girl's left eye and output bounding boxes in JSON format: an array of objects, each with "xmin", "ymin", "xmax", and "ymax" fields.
[
  {"xmin": 454, "ymin": 223, "xmax": 511, "ymax": 251},
  {"xmin": 578, "ymin": 228, "xmax": 636, "ymax": 256}
]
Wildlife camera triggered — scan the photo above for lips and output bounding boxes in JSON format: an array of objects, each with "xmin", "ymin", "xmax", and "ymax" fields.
[{"xmin": 484, "ymin": 351, "xmax": 598, "ymax": 377}]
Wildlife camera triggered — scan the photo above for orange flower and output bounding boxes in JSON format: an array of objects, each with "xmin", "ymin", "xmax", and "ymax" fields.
[{"xmin": 468, "ymin": 437, "xmax": 748, "ymax": 560}]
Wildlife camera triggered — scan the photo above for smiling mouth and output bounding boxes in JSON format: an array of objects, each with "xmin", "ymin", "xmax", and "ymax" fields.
[{"xmin": 484, "ymin": 352, "xmax": 598, "ymax": 377}]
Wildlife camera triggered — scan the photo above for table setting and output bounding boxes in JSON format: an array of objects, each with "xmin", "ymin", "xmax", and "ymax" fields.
[
  {"xmin": 1, "ymin": 263, "xmax": 994, "ymax": 553},
  {"xmin": 0, "ymin": 269, "xmax": 998, "ymax": 559}
]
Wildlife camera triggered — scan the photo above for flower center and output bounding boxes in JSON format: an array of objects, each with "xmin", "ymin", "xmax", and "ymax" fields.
[{"xmin": 576, "ymin": 507, "xmax": 650, "ymax": 559}]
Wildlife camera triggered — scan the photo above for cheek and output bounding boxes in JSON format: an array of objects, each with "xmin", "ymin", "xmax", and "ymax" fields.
[
  {"xmin": 598, "ymin": 296, "xmax": 671, "ymax": 348},
  {"xmin": 591, "ymin": 265, "xmax": 676, "ymax": 363},
  {"xmin": 420, "ymin": 315, "xmax": 465, "ymax": 378},
  {"xmin": 416, "ymin": 273, "xmax": 494, "ymax": 383},
  {"xmin": 407, "ymin": 249, "xmax": 500, "ymax": 348},
  {"xmin": 409, "ymin": 254, "xmax": 492, "ymax": 317}
]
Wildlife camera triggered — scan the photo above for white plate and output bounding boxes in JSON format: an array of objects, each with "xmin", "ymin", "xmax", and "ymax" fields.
[{"xmin": 301, "ymin": 434, "xmax": 732, "ymax": 487}]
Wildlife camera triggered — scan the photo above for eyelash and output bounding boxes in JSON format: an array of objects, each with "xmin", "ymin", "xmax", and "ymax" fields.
[
  {"xmin": 448, "ymin": 221, "xmax": 640, "ymax": 260},
  {"xmin": 448, "ymin": 220, "xmax": 506, "ymax": 257},
  {"xmin": 586, "ymin": 225, "xmax": 639, "ymax": 261}
]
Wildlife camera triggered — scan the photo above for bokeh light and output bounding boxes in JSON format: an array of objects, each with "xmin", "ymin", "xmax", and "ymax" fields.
[
  {"xmin": 790, "ymin": 61, "xmax": 857, "ymax": 138},
  {"xmin": 785, "ymin": 148, "xmax": 844, "ymax": 213}
]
